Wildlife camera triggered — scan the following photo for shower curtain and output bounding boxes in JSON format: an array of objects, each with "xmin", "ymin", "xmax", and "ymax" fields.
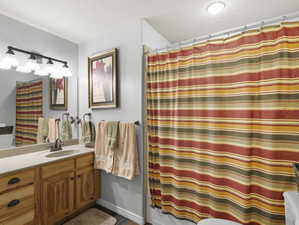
[
  {"xmin": 146, "ymin": 21, "xmax": 299, "ymax": 225},
  {"xmin": 16, "ymin": 80, "xmax": 43, "ymax": 146}
]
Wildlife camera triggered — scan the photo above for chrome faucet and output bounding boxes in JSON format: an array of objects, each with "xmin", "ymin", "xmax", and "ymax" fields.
[{"xmin": 50, "ymin": 138, "xmax": 63, "ymax": 152}]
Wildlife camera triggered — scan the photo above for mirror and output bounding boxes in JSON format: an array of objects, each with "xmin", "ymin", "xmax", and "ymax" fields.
[{"xmin": 0, "ymin": 69, "xmax": 78, "ymax": 149}]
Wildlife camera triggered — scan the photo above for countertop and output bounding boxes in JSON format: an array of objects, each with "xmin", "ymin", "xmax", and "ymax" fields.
[{"xmin": 0, "ymin": 144, "xmax": 94, "ymax": 175}]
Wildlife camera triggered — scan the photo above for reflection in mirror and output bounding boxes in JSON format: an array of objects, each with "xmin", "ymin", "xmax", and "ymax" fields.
[{"xmin": 0, "ymin": 72, "xmax": 77, "ymax": 149}]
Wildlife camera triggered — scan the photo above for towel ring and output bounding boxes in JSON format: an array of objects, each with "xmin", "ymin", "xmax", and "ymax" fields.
[
  {"xmin": 62, "ymin": 112, "xmax": 70, "ymax": 120},
  {"xmin": 83, "ymin": 113, "xmax": 92, "ymax": 121}
]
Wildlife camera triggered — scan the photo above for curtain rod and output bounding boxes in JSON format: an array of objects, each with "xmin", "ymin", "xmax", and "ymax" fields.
[{"xmin": 150, "ymin": 11, "xmax": 299, "ymax": 54}]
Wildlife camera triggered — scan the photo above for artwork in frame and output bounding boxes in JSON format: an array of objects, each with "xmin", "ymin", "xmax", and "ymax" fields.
[
  {"xmin": 88, "ymin": 48, "xmax": 118, "ymax": 109},
  {"xmin": 50, "ymin": 77, "xmax": 68, "ymax": 110}
]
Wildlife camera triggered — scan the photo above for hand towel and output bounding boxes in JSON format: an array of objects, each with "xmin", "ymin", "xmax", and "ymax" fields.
[
  {"xmin": 47, "ymin": 118, "xmax": 59, "ymax": 143},
  {"xmin": 37, "ymin": 117, "xmax": 49, "ymax": 144},
  {"xmin": 94, "ymin": 121, "xmax": 114, "ymax": 173},
  {"xmin": 60, "ymin": 120, "xmax": 72, "ymax": 141},
  {"xmin": 88, "ymin": 121, "xmax": 96, "ymax": 143},
  {"xmin": 80, "ymin": 120, "xmax": 96, "ymax": 144},
  {"xmin": 37, "ymin": 117, "xmax": 44, "ymax": 144},
  {"xmin": 111, "ymin": 122, "xmax": 140, "ymax": 180},
  {"xmin": 94, "ymin": 121, "xmax": 140, "ymax": 180},
  {"xmin": 105, "ymin": 121, "xmax": 119, "ymax": 150}
]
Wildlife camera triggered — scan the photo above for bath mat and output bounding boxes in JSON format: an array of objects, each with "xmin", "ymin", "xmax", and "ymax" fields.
[{"xmin": 64, "ymin": 208, "xmax": 117, "ymax": 225}]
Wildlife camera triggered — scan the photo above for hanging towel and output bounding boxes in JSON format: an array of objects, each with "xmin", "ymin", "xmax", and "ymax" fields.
[
  {"xmin": 105, "ymin": 121, "xmax": 119, "ymax": 150},
  {"xmin": 88, "ymin": 121, "xmax": 96, "ymax": 143},
  {"xmin": 80, "ymin": 120, "xmax": 96, "ymax": 144},
  {"xmin": 111, "ymin": 122, "xmax": 139, "ymax": 180},
  {"xmin": 94, "ymin": 121, "xmax": 140, "ymax": 180},
  {"xmin": 37, "ymin": 117, "xmax": 49, "ymax": 144},
  {"xmin": 60, "ymin": 120, "xmax": 72, "ymax": 141},
  {"xmin": 95, "ymin": 121, "xmax": 114, "ymax": 173},
  {"xmin": 47, "ymin": 118, "xmax": 59, "ymax": 143}
]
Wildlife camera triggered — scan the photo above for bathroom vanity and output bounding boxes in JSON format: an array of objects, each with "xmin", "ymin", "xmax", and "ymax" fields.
[{"xmin": 0, "ymin": 146, "xmax": 100, "ymax": 225}]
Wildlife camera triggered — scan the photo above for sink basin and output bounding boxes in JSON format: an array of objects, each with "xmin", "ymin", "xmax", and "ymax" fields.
[{"xmin": 46, "ymin": 150, "xmax": 77, "ymax": 158}]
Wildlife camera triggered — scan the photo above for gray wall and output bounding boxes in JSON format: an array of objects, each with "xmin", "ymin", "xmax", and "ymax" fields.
[
  {"xmin": 78, "ymin": 20, "xmax": 144, "ymax": 223},
  {"xmin": 0, "ymin": 13, "xmax": 79, "ymax": 140}
]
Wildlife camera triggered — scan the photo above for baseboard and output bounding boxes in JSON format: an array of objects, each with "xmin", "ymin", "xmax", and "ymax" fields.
[{"xmin": 96, "ymin": 199, "xmax": 145, "ymax": 225}]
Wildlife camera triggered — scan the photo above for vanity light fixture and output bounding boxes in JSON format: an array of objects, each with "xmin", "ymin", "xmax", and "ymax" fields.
[
  {"xmin": 23, "ymin": 54, "xmax": 40, "ymax": 73},
  {"xmin": 0, "ymin": 48, "xmax": 19, "ymax": 69},
  {"xmin": 0, "ymin": 46, "xmax": 72, "ymax": 77},
  {"xmin": 207, "ymin": 1, "xmax": 226, "ymax": 15}
]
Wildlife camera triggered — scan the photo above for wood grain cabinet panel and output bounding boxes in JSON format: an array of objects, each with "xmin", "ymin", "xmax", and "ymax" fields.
[
  {"xmin": 0, "ymin": 168, "xmax": 35, "ymax": 194},
  {"xmin": 0, "ymin": 184, "xmax": 35, "ymax": 223},
  {"xmin": 41, "ymin": 159, "xmax": 75, "ymax": 179},
  {"xmin": 0, "ymin": 210, "xmax": 35, "ymax": 225},
  {"xmin": 76, "ymin": 153, "xmax": 94, "ymax": 169},
  {"xmin": 76, "ymin": 167, "xmax": 98, "ymax": 209},
  {"xmin": 42, "ymin": 172, "xmax": 75, "ymax": 225}
]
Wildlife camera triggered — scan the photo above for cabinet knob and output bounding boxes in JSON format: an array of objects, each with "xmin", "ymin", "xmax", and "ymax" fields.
[
  {"xmin": 8, "ymin": 177, "xmax": 20, "ymax": 185},
  {"xmin": 78, "ymin": 175, "xmax": 81, "ymax": 178},
  {"xmin": 70, "ymin": 177, "xmax": 74, "ymax": 180},
  {"xmin": 7, "ymin": 199, "xmax": 20, "ymax": 208}
]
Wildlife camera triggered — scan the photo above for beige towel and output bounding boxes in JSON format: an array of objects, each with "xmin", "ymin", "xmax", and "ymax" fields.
[
  {"xmin": 94, "ymin": 121, "xmax": 140, "ymax": 180},
  {"xmin": 112, "ymin": 122, "xmax": 140, "ymax": 180},
  {"xmin": 95, "ymin": 121, "xmax": 114, "ymax": 173},
  {"xmin": 37, "ymin": 117, "xmax": 49, "ymax": 144},
  {"xmin": 47, "ymin": 119, "xmax": 59, "ymax": 143}
]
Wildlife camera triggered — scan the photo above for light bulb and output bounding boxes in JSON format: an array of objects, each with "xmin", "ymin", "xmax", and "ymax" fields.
[
  {"xmin": 61, "ymin": 66, "xmax": 72, "ymax": 77},
  {"xmin": 0, "ymin": 55, "xmax": 19, "ymax": 69},
  {"xmin": 22, "ymin": 61, "xmax": 40, "ymax": 73},
  {"xmin": 207, "ymin": 1, "xmax": 225, "ymax": 15}
]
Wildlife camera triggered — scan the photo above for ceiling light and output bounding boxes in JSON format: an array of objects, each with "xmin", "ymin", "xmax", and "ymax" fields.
[{"xmin": 207, "ymin": 1, "xmax": 225, "ymax": 15}]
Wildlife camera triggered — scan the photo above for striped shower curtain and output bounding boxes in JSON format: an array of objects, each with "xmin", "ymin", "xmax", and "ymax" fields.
[
  {"xmin": 16, "ymin": 80, "xmax": 43, "ymax": 146},
  {"xmin": 146, "ymin": 21, "xmax": 299, "ymax": 225}
]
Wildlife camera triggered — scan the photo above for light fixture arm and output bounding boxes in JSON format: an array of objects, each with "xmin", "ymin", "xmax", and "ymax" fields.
[{"xmin": 7, "ymin": 46, "xmax": 68, "ymax": 66}]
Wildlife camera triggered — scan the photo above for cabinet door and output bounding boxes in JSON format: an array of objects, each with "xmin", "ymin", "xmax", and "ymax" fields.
[
  {"xmin": 76, "ymin": 167, "xmax": 100, "ymax": 209},
  {"xmin": 42, "ymin": 172, "xmax": 75, "ymax": 225}
]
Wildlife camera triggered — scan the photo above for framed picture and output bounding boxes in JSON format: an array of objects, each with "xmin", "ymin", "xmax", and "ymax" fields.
[
  {"xmin": 49, "ymin": 77, "xmax": 68, "ymax": 110},
  {"xmin": 88, "ymin": 48, "xmax": 118, "ymax": 109}
]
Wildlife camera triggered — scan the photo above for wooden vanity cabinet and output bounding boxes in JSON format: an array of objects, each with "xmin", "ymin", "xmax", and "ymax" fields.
[
  {"xmin": 0, "ymin": 152, "xmax": 100, "ymax": 225},
  {"xmin": 75, "ymin": 154, "xmax": 100, "ymax": 209},
  {"xmin": 41, "ymin": 159, "xmax": 75, "ymax": 225},
  {"xmin": 0, "ymin": 168, "xmax": 39, "ymax": 225},
  {"xmin": 41, "ymin": 153, "xmax": 100, "ymax": 225}
]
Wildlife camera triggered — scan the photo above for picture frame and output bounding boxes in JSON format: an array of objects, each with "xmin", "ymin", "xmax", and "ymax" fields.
[
  {"xmin": 49, "ymin": 77, "xmax": 68, "ymax": 110},
  {"xmin": 88, "ymin": 48, "xmax": 118, "ymax": 109}
]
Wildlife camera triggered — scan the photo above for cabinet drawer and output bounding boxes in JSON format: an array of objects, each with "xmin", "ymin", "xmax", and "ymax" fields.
[
  {"xmin": 76, "ymin": 153, "xmax": 94, "ymax": 169},
  {"xmin": 42, "ymin": 158, "xmax": 75, "ymax": 179},
  {"xmin": 0, "ymin": 184, "xmax": 35, "ymax": 222},
  {"xmin": 0, "ymin": 209, "xmax": 35, "ymax": 225},
  {"xmin": 0, "ymin": 169, "xmax": 35, "ymax": 194}
]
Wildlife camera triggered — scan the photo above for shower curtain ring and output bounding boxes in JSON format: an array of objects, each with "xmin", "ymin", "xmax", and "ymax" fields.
[{"xmin": 260, "ymin": 21, "xmax": 265, "ymax": 31}]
